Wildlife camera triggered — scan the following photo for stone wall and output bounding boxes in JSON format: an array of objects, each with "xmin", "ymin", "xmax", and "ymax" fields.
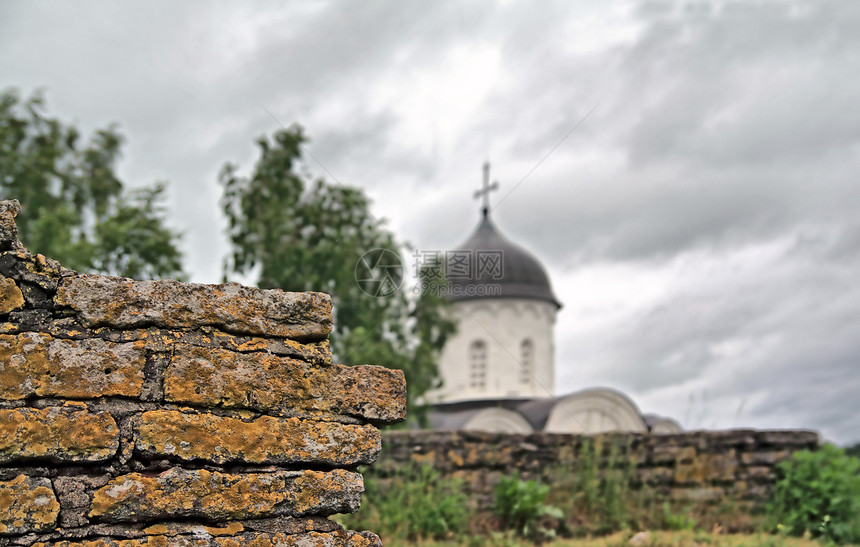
[
  {"xmin": 376, "ymin": 429, "xmax": 819, "ymax": 509},
  {"xmin": 0, "ymin": 200, "xmax": 406, "ymax": 546}
]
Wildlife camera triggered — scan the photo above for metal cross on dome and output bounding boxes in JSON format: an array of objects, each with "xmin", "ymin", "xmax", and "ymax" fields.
[{"xmin": 474, "ymin": 161, "xmax": 499, "ymax": 217}]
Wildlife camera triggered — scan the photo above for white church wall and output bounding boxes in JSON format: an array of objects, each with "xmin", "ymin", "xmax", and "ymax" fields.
[{"xmin": 430, "ymin": 297, "xmax": 557, "ymax": 403}]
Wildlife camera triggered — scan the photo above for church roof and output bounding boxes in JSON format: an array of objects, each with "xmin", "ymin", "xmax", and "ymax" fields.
[
  {"xmin": 447, "ymin": 210, "xmax": 561, "ymax": 308},
  {"xmin": 428, "ymin": 389, "xmax": 677, "ymax": 434}
]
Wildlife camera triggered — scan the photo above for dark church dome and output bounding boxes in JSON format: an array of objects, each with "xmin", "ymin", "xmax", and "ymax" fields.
[{"xmin": 446, "ymin": 211, "xmax": 561, "ymax": 308}]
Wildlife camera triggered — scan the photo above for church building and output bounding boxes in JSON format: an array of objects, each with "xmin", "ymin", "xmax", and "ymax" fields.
[{"xmin": 425, "ymin": 164, "xmax": 681, "ymax": 435}]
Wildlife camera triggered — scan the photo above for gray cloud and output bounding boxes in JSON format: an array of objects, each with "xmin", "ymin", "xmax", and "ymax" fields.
[{"xmin": 2, "ymin": 0, "xmax": 858, "ymax": 443}]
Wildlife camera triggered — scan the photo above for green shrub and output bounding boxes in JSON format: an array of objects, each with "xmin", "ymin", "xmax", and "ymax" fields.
[
  {"xmin": 768, "ymin": 443, "xmax": 860, "ymax": 544},
  {"xmin": 493, "ymin": 473, "xmax": 564, "ymax": 539},
  {"xmin": 338, "ymin": 465, "xmax": 470, "ymax": 541}
]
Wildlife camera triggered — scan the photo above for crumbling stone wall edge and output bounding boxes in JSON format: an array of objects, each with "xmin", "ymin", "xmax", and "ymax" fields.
[{"xmin": 0, "ymin": 199, "xmax": 405, "ymax": 547}]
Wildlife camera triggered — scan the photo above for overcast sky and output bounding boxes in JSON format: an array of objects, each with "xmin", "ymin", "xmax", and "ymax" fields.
[{"xmin": 2, "ymin": 0, "xmax": 858, "ymax": 444}]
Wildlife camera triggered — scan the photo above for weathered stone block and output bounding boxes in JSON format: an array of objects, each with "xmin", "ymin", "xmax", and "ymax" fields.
[
  {"xmin": 56, "ymin": 275, "xmax": 332, "ymax": 340},
  {"xmin": 638, "ymin": 466, "xmax": 674, "ymax": 485},
  {"xmin": 0, "ymin": 250, "xmax": 64, "ymax": 292},
  {"xmin": 757, "ymin": 430, "xmax": 819, "ymax": 446},
  {"xmin": 739, "ymin": 466, "xmax": 775, "ymax": 482},
  {"xmin": 0, "ymin": 406, "xmax": 119, "ymax": 463},
  {"xmin": 650, "ymin": 444, "xmax": 686, "ymax": 465},
  {"xmin": 0, "ymin": 275, "xmax": 25, "ymax": 314},
  {"xmin": 0, "ymin": 474, "xmax": 60, "ymax": 535},
  {"xmin": 43, "ymin": 326, "xmax": 333, "ymax": 367},
  {"xmin": 215, "ymin": 530, "xmax": 383, "ymax": 547},
  {"xmin": 0, "ymin": 200, "xmax": 21, "ymax": 251},
  {"xmin": 134, "ymin": 410, "xmax": 381, "ymax": 466},
  {"xmin": 139, "ymin": 516, "xmax": 341, "ymax": 538},
  {"xmin": 33, "ymin": 538, "xmax": 210, "ymax": 546},
  {"xmin": 31, "ymin": 530, "xmax": 381, "ymax": 547},
  {"xmin": 169, "ymin": 328, "xmax": 333, "ymax": 365},
  {"xmin": 89, "ymin": 468, "xmax": 363, "ymax": 522},
  {"xmin": 670, "ymin": 486, "xmax": 724, "ymax": 502},
  {"xmin": 704, "ymin": 429, "xmax": 758, "ymax": 448},
  {"xmin": 163, "ymin": 345, "xmax": 406, "ymax": 424},
  {"xmin": 741, "ymin": 450, "xmax": 791, "ymax": 466},
  {"xmin": 54, "ymin": 475, "xmax": 111, "ymax": 528},
  {"xmin": 674, "ymin": 450, "xmax": 737, "ymax": 484},
  {"xmin": 0, "ymin": 333, "xmax": 145, "ymax": 400}
]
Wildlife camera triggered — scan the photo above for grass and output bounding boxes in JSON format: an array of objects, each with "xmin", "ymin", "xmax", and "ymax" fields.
[{"xmin": 377, "ymin": 530, "xmax": 852, "ymax": 547}]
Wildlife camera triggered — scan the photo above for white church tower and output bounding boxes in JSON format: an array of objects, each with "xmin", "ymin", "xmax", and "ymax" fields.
[
  {"xmin": 430, "ymin": 163, "xmax": 562, "ymax": 404},
  {"xmin": 425, "ymin": 164, "xmax": 680, "ymax": 435}
]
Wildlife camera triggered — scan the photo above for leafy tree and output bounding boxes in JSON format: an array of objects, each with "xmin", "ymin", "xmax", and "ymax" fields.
[
  {"xmin": 220, "ymin": 125, "xmax": 455, "ymax": 423},
  {"xmin": 0, "ymin": 88, "xmax": 183, "ymax": 279}
]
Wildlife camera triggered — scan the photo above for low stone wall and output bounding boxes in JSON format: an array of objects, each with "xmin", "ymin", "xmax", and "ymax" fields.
[
  {"xmin": 376, "ymin": 429, "xmax": 819, "ymax": 509},
  {"xmin": 0, "ymin": 200, "xmax": 405, "ymax": 546}
]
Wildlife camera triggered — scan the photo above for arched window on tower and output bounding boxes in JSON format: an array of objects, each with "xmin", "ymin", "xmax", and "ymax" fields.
[
  {"xmin": 469, "ymin": 340, "xmax": 487, "ymax": 390},
  {"xmin": 519, "ymin": 339, "xmax": 534, "ymax": 385}
]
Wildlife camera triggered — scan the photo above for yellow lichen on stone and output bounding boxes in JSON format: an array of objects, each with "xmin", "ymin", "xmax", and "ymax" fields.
[
  {"xmin": 163, "ymin": 345, "xmax": 406, "ymax": 423},
  {"xmin": 0, "ymin": 275, "xmax": 24, "ymax": 314},
  {"xmin": 204, "ymin": 522, "xmax": 245, "ymax": 536},
  {"xmin": 235, "ymin": 339, "xmax": 267, "ymax": 352},
  {"xmin": 89, "ymin": 468, "xmax": 362, "ymax": 522},
  {"xmin": 0, "ymin": 407, "xmax": 119, "ymax": 463},
  {"xmin": 135, "ymin": 410, "xmax": 380, "ymax": 466},
  {"xmin": 0, "ymin": 474, "xmax": 60, "ymax": 535},
  {"xmin": 0, "ymin": 333, "xmax": 145, "ymax": 400}
]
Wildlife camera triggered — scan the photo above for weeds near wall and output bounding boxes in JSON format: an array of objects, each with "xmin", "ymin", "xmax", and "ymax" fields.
[
  {"xmin": 767, "ymin": 444, "xmax": 860, "ymax": 544},
  {"xmin": 337, "ymin": 464, "xmax": 470, "ymax": 542},
  {"xmin": 547, "ymin": 435, "xmax": 649, "ymax": 534},
  {"xmin": 544, "ymin": 436, "xmax": 767, "ymax": 535},
  {"xmin": 493, "ymin": 474, "xmax": 564, "ymax": 540},
  {"xmin": 661, "ymin": 501, "xmax": 698, "ymax": 531}
]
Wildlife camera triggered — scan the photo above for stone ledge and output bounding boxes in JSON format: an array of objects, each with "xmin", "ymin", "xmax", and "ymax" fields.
[
  {"xmin": 0, "ymin": 406, "xmax": 118, "ymax": 463},
  {"xmin": 0, "ymin": 333, "xmax": 145, "ymax": 400},
  {"xmin": 0, "ymin": 323, "xmax": 333, "ymax": 366},
  {"xmin": 164, "ymin": 345, "xmax": 406, "ymax": 424},
  {"xmin": 56, "ymin": 275, "xmax": 332, "ymax": 340},
  {"xmin": 0, "ymin": 474, "xmax": 60, "ymax": 535},
  {"xmin": 756, "ymin": 430, "xmax": 819, "ymax": 446},
  {"xmin": 141, "ymin": 516, "xmax": 342, "ymax": 537},
  {"xmin": 5, "ymin": 516, "xmax": 344, "ymax": 544},
  {"xmin": 29, "ymin": 530, "xmax": 381, "ymax": 547},
  {"xmin": 89, "ymin": 468, "xmax": 363, "ymax": 522},
  {"xmin": 134, "ymin": 410, "xmax": 381, "ymax": 466}
]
